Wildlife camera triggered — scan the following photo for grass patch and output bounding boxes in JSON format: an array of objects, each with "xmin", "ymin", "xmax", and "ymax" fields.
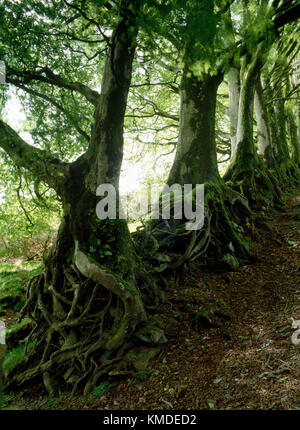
[
  {"xmin": 0, "ymin": 260, "xmax": 43, "ymax": 316},
  {"xmin": 3, "ymin": 341, "xmax": 35, "ymax": 373},
  {"xmin": 0, "ymin": 392, "xmax": 13, "ymax": 409},
  {"xmin": 92, "ymin": 381, "xmax": 116, "ymax": 397}
]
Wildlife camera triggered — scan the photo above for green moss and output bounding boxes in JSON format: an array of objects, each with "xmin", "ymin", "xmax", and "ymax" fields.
[
  {"xmin": 3, "ymin": 341, "xmax": 35, "ymax": 373},
  {"xmin": 92, "ymin": 381, "xmax": 116, "ymax": 397},
  {"xmin": 84, "ymin": 252, "xmax": 138, "ymax": 296},
  {"xmin": 6, "ymin": 318, "xmax": 30, "ymax": 336},
  {"xmin": 87, "ymin": 217, "xmax": 133, "ymax": 272},
  {"xmin": 107, "ymin": 269, "xmax": 139, "ymax": 296}
]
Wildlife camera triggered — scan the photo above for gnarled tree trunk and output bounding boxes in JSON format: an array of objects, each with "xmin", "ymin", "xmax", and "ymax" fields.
[
  {"xmin": 224, "ymin": 48, "xmax": 262, "ymax": 186},
  {"xmin": 224, "ymin": 44, "xmax": 281, "ymax": 208},
  {"xmin": 167, "ymin": 69, "xmax": 222, "ymax": 185},
  {"xmin": 1, "ymin": 0, "xmax": 161, "ymax": 396},
  {"xmin": 143, "ymin": 63, "xmax": 252, "ymax": 273}
]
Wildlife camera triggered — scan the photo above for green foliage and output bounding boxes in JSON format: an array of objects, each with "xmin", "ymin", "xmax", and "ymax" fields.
[
  {"xmin": 0, "ymin": 259, "xmax": 42, "ymax": 315},
  {"xmin": 0, "ymin": 159, "xmax": 60, "ymax": 258},
  {"xmin": 5, "ymin": 318, "xmax": 31, "ymax": 338},
  {"xmin": 0, "ymin": 392, "xmax": 13, "ymax": 409},
  {"xmin": 92, "ymin": 381, "xmax": 116, "ymax": 397},
  {"xmin": 3, "ymin": 341, "xmax": 35, "ymax": 373},
  {"xmin": 133, "ymin": 370, "xmax": 149, "ymax": 382}
]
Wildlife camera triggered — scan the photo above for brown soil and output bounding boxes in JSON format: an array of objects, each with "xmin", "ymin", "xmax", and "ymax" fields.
[{"xmin": 2, "ymin": 188, "xmax": 300, "ymax": 410}]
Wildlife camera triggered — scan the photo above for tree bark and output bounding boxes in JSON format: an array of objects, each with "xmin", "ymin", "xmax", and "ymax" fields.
[
  {"xmin": 254, "ymin": 76, "xmax": 274, "ymax": 164},
  {"xmin": 228, "ymin": 67, "xmax": 240, "ymax": 158},
  {"xmin": 167, "ymin": 69, "xmax": 223, "ymax": 186},
  {"xmin": 223, "ymin": 43, "xmax": 283, "ymax": 208},
  {"xmin": 273, "ymin": 87, "xmax": 290, "ymax": 163},
  {"xmin": 148, "ymin": 65, "xmax": 252, "ymax": 272},
  {"xmin": 287, "ymin": 106, "xmax": 300, "ymax": 166},
  {"xmin": 224, "ymin": 44, "xmax": 264, "ymax": 185}
]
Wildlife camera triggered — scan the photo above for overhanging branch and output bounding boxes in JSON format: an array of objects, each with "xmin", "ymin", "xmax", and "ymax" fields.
[
  {"xmin": 6, "ymin": 67, "xmax": 100, "ymax": 106},
  {"xmin": 8, "ymin": 78, "xmax": 90, "ymax": 143},
  {"xmin": 0, "ymin": 119, "xmax": 69, "ymax": 194}
]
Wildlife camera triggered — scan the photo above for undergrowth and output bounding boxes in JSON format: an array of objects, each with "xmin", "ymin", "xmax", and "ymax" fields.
[{"xmin": 0, "ymin": 260, "xmax": 43, "ymax": 316}]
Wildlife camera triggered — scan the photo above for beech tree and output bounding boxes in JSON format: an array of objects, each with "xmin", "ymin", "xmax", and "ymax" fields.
[{"xmin": 0, "ymin": 0, "xmax": 164, "ymax": 395}]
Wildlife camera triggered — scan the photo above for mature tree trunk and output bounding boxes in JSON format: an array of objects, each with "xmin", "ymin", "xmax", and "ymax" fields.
[
  {"xmin": 141, "ymin": 0, "xmax": 258, "ymax": 268},
  {"xmin": 265, "ymin": 77, "xmax": 297, "ymax": 184},
  {"xmin": 254, "ymin": 76, "xmax": 274, "ymax": 165},
  {"xmin": 228, "ymin": 67, "xmax": 240, "ymax": 158},
  {"xmin": 224, "ymin": 44, "xmax": 281, "ymax": 207},
  {"xmin": 291, "ymin": 58, "xmax": 300, "ymax": 166},
  {"xmin": 142, "ymin": 64, "xmax": 252, "ymax": 273},
  {"xmin": 1, "ymin": 0, "xmax": 162, "ymax": 395},
  {"xmin": 294, "ymin": 59, "xmax": 300, "ymax": 156},
  {"xmin": 267, "ymin": 101, "xmax": 282, "ymax": 158},
  {"xmin": 167, "ymin": 69, "xmax": 222, "ymax": 185},
  {"xmin": 273, "ymin": 87, "xmax": 290, "ymax": 163},
  {"xmin": 277, "ymin": 68, "xmax": 299, "ymax": 176},
  {"xmin": 224, "ymin": 49, "xmax": 261, "ymax": 185},
  {"xmin": 287, "ymin": 107, "xmax": 300, "ymax": 166}
]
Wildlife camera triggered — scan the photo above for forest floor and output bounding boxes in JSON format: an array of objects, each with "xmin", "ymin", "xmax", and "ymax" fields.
[{"xmin": 0, "ymin": 187, "xmax": 299, "ymax": 410}]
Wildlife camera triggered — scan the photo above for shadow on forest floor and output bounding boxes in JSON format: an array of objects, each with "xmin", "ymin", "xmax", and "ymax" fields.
[{"xmin": 1, "ymin": 187, "xmax": 300, "ymax": 410}]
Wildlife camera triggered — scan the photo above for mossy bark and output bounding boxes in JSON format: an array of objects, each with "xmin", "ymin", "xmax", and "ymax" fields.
[
  {"xmin": 274, "ymin": 89, "xmax": 290, "ymax": 163},
  {"xmin": 265, "ymin": 83, "xmax": 298, "ymax": 185},
  {"xmin": 224, "ymin": 48, "xmax": 262, "ymax": 185},
  {"xmin": 167, "ymin": 68, "xmax": 223, "ymax": 186},
  {"xmin": 146, "ymin": 65, "xmax": 252, "ymax": 269},
  {"xmin": 224, "ymin": 45, "xmax": 282, "ymax": 207},
  {"xmin": 254, "ymin": 76, "xmax": 274, "ymax": 165},
  {"xmin": 287, "ymin": 106, "xmax": 300, "ymax": 167},
  {"xmin": 228, "ymin": 67, "xmax": 241, "ymax": 158}
]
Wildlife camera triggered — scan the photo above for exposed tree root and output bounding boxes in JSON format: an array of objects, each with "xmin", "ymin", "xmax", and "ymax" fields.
[
  {"xmin": 135, "ymin": 182, "xmax": 254, "ymax": 273},
  {"xmin": 4, "ymin": 242, "xmax": 164, "ymax": 396},
  {"xmin": 224, "ymin": 155, "xmax": 284, "ymax": 210},
  {"xmin": 276, "ymin": 160, "xmax": 300, "ymax": 189}
]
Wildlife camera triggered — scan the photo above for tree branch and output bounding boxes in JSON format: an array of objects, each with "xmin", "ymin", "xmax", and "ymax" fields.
[
  {"xmin": 29, "ymin": 29, "xmax": 105, "ymax": 45},
  {"xmin": 0, "ymin": 120, "xmax": 69, "ymax": 194},
  {"xmin": 6, "ymin": 67, "xmax": 100, "ymax": 106},
  {"xmin": 127, "ymin": 94, "xmax": 179, "ymax": 121},
  {"xmin": 63, "ymin": 0, "xmax": 110, "ymax": 43},
  {"xmin": 8, "ymin": 78, "xmax": 90, "ymax": 142},
  {"xmin": 16, "ymin": 173, "xmax": 34, "ymax": 227}
]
